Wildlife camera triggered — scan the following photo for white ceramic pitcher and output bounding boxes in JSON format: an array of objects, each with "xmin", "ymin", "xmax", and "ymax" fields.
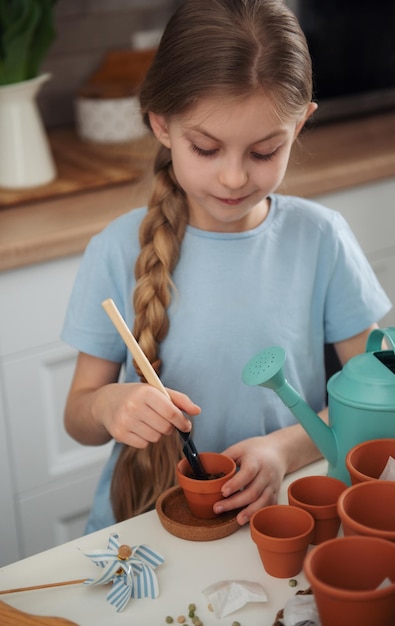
[{"xmin": 0, "ymin": 74, "xmax": 56, "ymax": 189}]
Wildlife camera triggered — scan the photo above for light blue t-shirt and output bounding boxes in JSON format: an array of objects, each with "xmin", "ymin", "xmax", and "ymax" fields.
[{"xmin": 61, "ymin": 194, "xmax": 391, "ymax": 532}]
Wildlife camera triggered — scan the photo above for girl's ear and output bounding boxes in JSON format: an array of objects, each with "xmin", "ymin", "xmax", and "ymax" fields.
[
  {"xmin": 294, "ymin": 101, "xmax": 318, "ymax": 139},
  {"xmin": 148, "ymin": 111, "xmax": 171, "ymax": 148}
]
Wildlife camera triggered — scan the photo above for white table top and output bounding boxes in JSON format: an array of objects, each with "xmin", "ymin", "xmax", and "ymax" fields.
[{"xmin": 0, "ymin": 459, "xmax": 327, "ymax": 626}]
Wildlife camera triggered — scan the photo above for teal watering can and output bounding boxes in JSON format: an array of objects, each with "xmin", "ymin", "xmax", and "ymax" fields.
[{"xmin": 242, "ymin": 327, "xmax": 395, "ymax": 484}]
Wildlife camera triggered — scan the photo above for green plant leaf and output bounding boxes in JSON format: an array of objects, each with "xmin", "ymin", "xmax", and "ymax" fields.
[
  {"xmin": 0, "ymin": 1, "xmax": 40, "ymax": 84},
  {"xmin": 27, "ymin": 0, "xmax": 58, "ymax": 78},
  {"xmin": 0, "ymin": 0, "xmax": 57, "ymax": 85}
]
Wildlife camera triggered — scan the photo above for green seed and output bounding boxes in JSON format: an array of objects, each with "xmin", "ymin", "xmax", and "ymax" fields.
[
  {"xmin": 188, "ymin": 603, "xmax": 196, "ymax": 612},
  {"xmin": 232, "ymin": 622, "xmax": 241, "ymax": 626},
  {"xmin": 288, "ymin": 578, "xmax": 298, "ymax": 587},
  {"xmin": 165, "ymin": 617, "xmax": 174, "ymax": 624}
]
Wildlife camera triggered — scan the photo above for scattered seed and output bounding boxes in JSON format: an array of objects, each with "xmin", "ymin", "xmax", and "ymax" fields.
[
  {"xmin": 166, "ymin": 604, "xmax": 204, "ymax": 626},
  {"xmin": 288, "ymin": 578, "xmax": 298, "ymax": 587},
  {"xmin": 232, "ymin": 621, "xmax": 241, "ymax": 626}
]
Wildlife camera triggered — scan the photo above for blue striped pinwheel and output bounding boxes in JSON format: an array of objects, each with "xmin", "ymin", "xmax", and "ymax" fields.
[{"xmin": 81, "ymin": 532, "xmax": 165, "ymax": 612}]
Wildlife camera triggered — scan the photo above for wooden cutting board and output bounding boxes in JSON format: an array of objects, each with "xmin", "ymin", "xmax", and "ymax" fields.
[
  {"xmin": 77, "ymin": 48, "xmax": 156, "ymax": 99},
  {"xmin": 0, "ymin": 128, "xmax": 145, "ymax": 208},
  {"xmin": 0, "ymin": 600, "xmax": 78, "ymax": 625}
]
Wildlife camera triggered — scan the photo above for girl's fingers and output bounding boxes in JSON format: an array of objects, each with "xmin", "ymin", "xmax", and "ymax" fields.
[
  {"xmin": 145, "ymin": 388, "xmax": 194, "ymax": 433},
  {"xmin": 214, "ymin": 483, "xmax": 275, "ymax": 525},
  {"xmin": 167, "ymin": 388, "xmax": 202, "ymax": 416}
]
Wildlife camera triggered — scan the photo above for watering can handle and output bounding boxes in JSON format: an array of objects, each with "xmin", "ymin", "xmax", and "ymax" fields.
[{"xmin": 366, "ymin": 327, "xmax": 395, "ymax": 353}]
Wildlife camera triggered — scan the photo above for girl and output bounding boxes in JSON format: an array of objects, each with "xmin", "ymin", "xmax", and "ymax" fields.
[{"xmin": 62, "ymin": 0, "xmax": 391, "ymax": 533}]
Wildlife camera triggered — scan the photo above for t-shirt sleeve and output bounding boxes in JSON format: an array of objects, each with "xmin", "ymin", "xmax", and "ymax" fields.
[
  {"xmin": 61, "ymin": 232, "xmax": 129, "ymax": 362},
  {"xmin": 324, "ymin": 212, "xmax": 392, "ymax": 343}
]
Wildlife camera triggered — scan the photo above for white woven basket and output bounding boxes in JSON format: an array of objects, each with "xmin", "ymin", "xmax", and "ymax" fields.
[{"xmin": 75, "ymin": 95, "xmax": 147, "ymax": 143}]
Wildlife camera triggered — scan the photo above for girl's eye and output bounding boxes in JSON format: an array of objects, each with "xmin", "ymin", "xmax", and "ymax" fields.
[
  {"xmin": 190, "ymin": 143, "xmax": 279, "ymax": 160},
  {"xmin": 251, "ymin": 149, "xmax": 278, "ymax": 161},
  {"xmin": 190, "ymin": 143, "xmax": 218, "ymax": 157}
]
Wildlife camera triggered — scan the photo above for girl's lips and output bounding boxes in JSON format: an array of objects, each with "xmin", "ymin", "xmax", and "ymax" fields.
[{"xmin": 215, "ymin": 195, "xmax": 250, "ymax": 206}]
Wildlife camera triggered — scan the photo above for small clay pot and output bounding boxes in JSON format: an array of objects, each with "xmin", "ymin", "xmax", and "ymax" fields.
[
  {"xmin": 250, "ymin": 504, "xmax": 314, "ymax": 578},
  {"xmin": 304, "ymin": 536, "xmax": 395, "ymax": 626},
  {"xmin": 346, "ymin": 438, "xmax": 395, "ymax": 484},
  {"xmin": 176, "ymin": 452, "xmax": 236, "ymax": 519},
  {"xmin": 337, "ymin": 480, "xmax": 395, "ymax": 541},
  {"xmin": 288, "ymin": 475, "xmax": 347, "ymax": 544}
]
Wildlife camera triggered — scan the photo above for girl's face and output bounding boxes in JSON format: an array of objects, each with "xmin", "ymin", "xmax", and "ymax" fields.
[{"xmin": 149, "ymin": 92, "xmax": 316, "ymax": 232}]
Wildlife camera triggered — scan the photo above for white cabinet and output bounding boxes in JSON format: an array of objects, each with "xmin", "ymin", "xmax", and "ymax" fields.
[
  {"xmin": 314, "ymin": 177, "xmax": 395, "ymax": 328},
  {"xmin": 0, "ymin": 256, "xmax": 112, "ymax": 566},
  {"xmin": 0, "ymin": 388, "xmax": 19, "ymax": 566}
]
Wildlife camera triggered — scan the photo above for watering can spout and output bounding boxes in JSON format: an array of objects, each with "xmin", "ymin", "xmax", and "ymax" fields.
[{"xmin": 242, "ymin": 346, "xmax": 337, "ymax": 467}]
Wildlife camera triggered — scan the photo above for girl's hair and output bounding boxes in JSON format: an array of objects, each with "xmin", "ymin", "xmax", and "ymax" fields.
[{"xmin": 111, "ymin": 0, "xmax": 313, "ymax": 522}]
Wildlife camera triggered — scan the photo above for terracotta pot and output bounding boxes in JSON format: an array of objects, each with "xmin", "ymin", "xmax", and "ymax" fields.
[
  {"xmin": 346, "ymin": 438, "xmax": 395, "ymax": 484},
  {"xmin": 288, "ymin": 475, "xmax": 347, "ymax": 544},
  {"xmin": 304, "ymin": 536, "xmax": 395, "ymax": 626},
  {"xmin": 337, "ymin": 480, "xmax": 395, "ymax": 541},
  {"xmin": 176, "ymin": 452, "xmax": 236, "ymax": 519},
  {"xmin": 250, "ymin": 505, "xmax": 314, "ymax": 578}
]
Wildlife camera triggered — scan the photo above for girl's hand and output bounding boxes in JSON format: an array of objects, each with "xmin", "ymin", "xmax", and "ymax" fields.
[
  {"xmin": 94, "ymin": 382, "xmax": 201, "ymax": 449},
  {"xmin": 213, "ymin": 435, "xmax": 287, "ymax": 525},
  {"xmin": 64, "ymin": 352, "xmax": 201, "ymax": 447}
]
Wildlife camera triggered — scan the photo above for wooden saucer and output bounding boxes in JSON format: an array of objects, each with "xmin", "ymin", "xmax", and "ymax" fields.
[{"xmin": 156, "ymin": 486, "xmax": 241, "ymax": 541}]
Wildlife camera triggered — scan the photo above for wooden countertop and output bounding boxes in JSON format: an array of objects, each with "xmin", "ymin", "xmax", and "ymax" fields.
[{"xmin": 1, "ymin": 110, "xmax": 394, "ymax": 272}]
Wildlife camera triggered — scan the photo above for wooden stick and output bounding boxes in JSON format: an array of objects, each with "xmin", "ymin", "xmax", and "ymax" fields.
[
  {"xmin": 101, "ymin": 298, "xmax": 209, "ymax": 478},
  {"xmin": 102, "ymin": 298, "xmax": 171, "ymax": 399},
  {"xmin": 0, "ymin": 579, "xmax": 86, "ymax": 595}
]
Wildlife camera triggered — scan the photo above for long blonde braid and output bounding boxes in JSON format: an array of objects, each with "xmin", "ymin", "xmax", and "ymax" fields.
[{"xmin": 111, "ymin": 146, "xmax": 188, "ymax": 521}]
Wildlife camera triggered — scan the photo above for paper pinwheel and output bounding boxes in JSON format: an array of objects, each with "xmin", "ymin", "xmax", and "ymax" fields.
[{"xmin": 81, "ymin": 532, "xmax": 164, "ymax": 612}]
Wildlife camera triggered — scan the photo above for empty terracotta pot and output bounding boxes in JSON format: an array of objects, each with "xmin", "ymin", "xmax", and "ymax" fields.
[
  {"xmin": 337, "ymin": 480, "xmax": 395, "ymax": 541},
  {"xmin": 304, "ymin": 536, "xmax": 395, "ymax": 626},
  {"xmin": 176, "ymin": 452, "xmax": 236, "ymax": 519},
  {"xmin": 288, "ymin": 475, "xmax": 347, "ymax": 544},
  {"xmin": 250, "ymin": 504, "xmax": 314, "ymax": 578},
  {"xmin": 346, "ymin": 438, "xmax": 395, "ymax": 484}
]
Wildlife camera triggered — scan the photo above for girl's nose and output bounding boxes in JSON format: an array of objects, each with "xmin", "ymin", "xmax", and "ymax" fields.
[{"xmin": 218, "ymin": 158, "xmax": 248, "ymax": 190}]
